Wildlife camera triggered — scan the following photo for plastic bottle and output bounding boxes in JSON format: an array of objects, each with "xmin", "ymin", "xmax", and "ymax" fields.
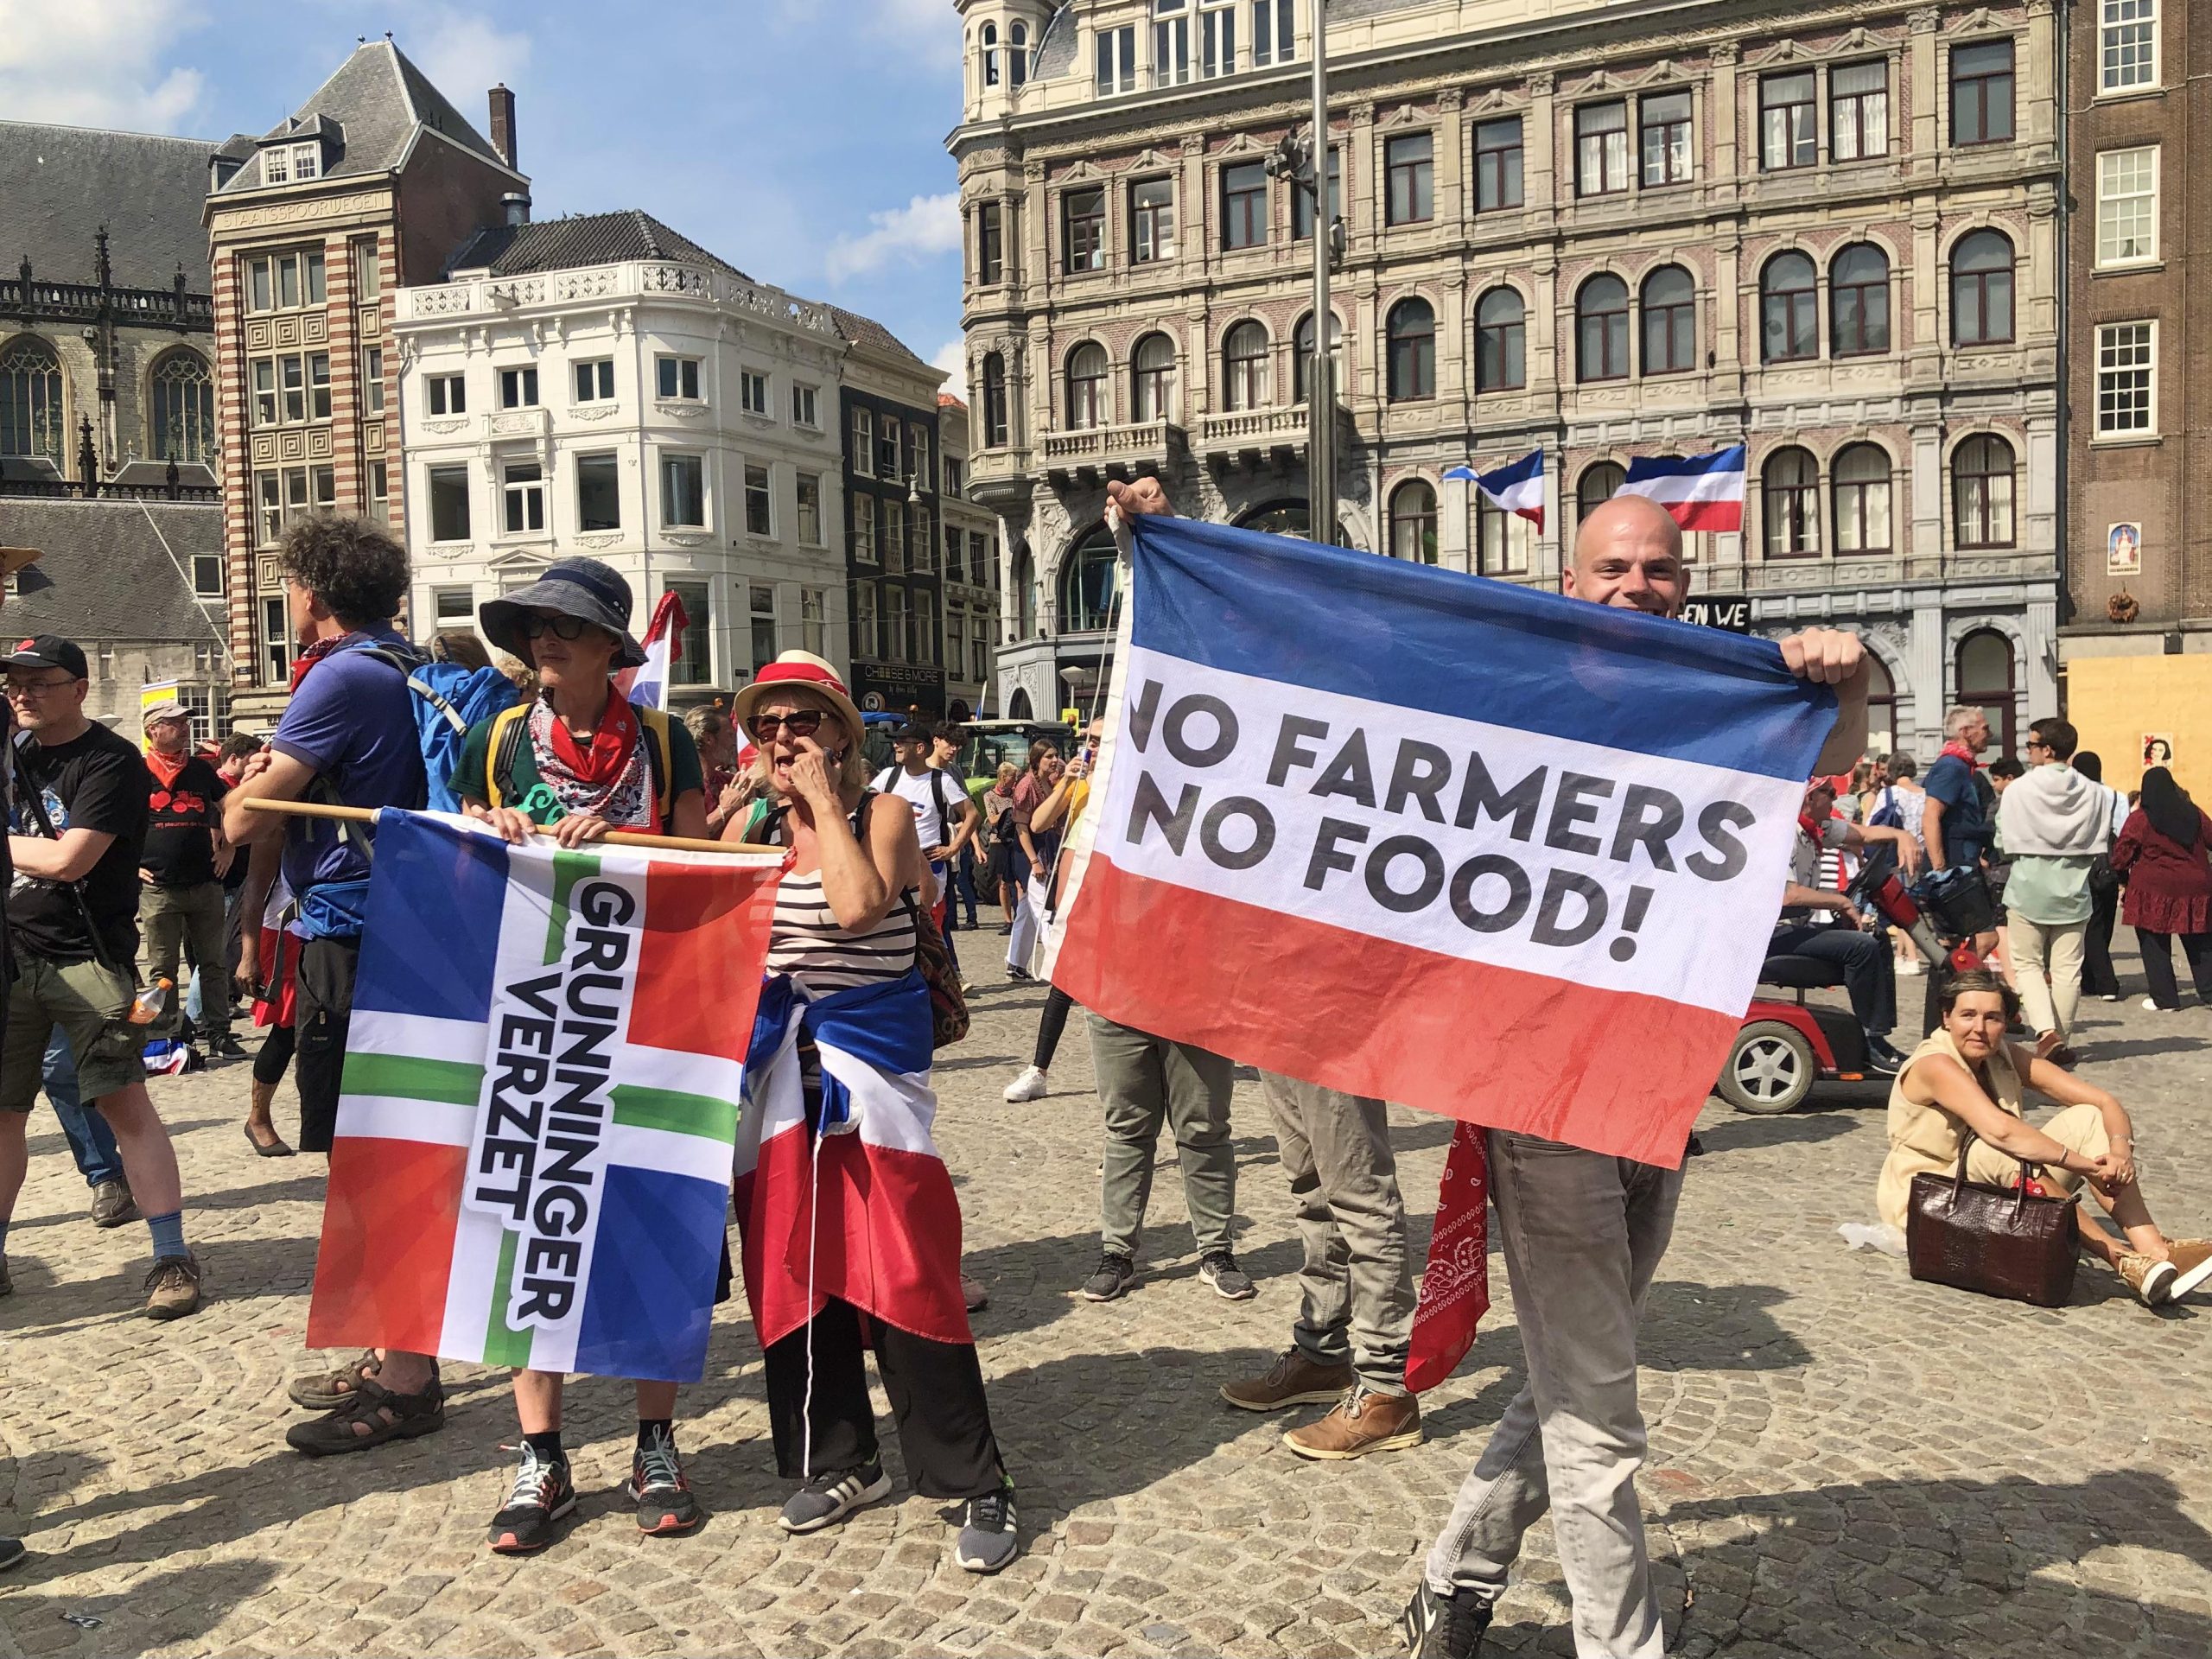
[{"xmin": 129, "ymin": 977, "xmax": 174, "ymax": 1026}]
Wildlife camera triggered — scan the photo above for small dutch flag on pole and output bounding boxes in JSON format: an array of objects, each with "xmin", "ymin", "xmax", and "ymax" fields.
[
  {"xmin": 1618, "ymin": 445, "xmax": 1748, "ymax": 534},
  {"xmin": 617, "ymin": 589, "xmax": 690, "ymax": 712},
  {"xmin": 1442, "ymin": 448, "xmax": 1547, "ymax": 532}
]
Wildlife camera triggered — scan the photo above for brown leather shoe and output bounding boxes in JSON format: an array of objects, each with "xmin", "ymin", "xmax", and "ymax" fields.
[
  {"xmin": 2118, "ymin": 1252, "xmax": 2177, "ymax": 1307},
  {"xmin": 1284, "ymin": 1386, "xmax": 1423, "ymax": 1460},
  {"xmin": 2162, "ymin": 1238, "xmax": 2212, "ymax": 1300},
  {"xmin": 1220, "ymin": 1348, "xmax": 1355, "ymax": 1412}
]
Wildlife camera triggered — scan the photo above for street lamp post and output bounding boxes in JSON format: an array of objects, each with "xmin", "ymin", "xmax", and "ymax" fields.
[{"xmin": 1307, "ymin": 0, "xmax": 1333, "ymax": 546}]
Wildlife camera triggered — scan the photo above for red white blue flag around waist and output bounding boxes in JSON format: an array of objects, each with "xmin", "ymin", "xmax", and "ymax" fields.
[
  {"xmin": 1443, "ymin": 448, "xmax": 1546, "ymax": 531},
  {"xmin": 1619, "ymin": 446, "xmax": 1746, "ymax": 533},
  {"xmin": 1041, "ymin": 516, "xmax": 1835, "ymax": 1167}
]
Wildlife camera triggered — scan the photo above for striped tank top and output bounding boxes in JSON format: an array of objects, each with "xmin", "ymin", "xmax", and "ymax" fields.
[{"xmin": 761, "ymin": 791, "xmax": 918, "ymax": 994}]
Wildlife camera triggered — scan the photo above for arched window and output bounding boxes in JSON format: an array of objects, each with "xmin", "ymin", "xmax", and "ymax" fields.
[
  {"xmin": 1387, "ymin": 298, "xmax": 1435, "ymax": 401},
  {"xmin": 1953, "ymin": 434, "xmax": 2017, "ymax": 549},
  {"xmin": 1389, "ymin": 479, "xmax": 1438, "ymax": 563},
  {"xmin": 981, "ymin": 352, "xmax": 1009, "ymax": 447},
  {"xmin": 1576, "ymin": 461, "xmax": 1626, "ymax": 530},
  {"xmin": 1132, "ymin": 333, "xmax": 1178, "ymax": 423},
  {"xmin": 981, "ymin": 22, "xmax": 1001, "ymax": 86},
  {"xmin": 1865, "ymin": 653, "xmax": 1898, "ymax": 754},
  {"xmin": 1760, "ymin": 251, "xmax": 1819, "ymax": 363},
  {"xmin": 1639, "ymin": 265, "xmax": 1696, "ymax": 376},
  {"xmin": 149, "ymin": 348, "xmax": 215, "ymax": 465},
  {"xmin": 1956, "ymin": 627, "xmax": 2017, "ymax": 754},
  {"xmin": 1223, "ymin": 320, "xmax": 1270, "ymax": 410},
  {"xmin": 1477, "ymin": 496, "xmax": 1535, "ymax": 575},
  {"xmin": 1059, "ymin": 524, "xmax": 1120, "ymax": 631},
  {"xmin": 1763, "ymin": 446, "xmax": 1820, "ymax": 558},
  {"xmin": 1008, "ymin": 21, "xmax": 1028, "ymax": 87},
  {"xmin": 1830, "ymin": 244, "xmax": 1891, "ymax": 357},
  {"xmin": 1952, "ymin": 230, "xmax": 2015, "ymax": 346},
  {"xmin": 1011, "ymin": 543, "xmax": 1037, "ymax": 637},
  {"xmin": 1832, "ymin": 443, "xmax": 1892, "ymax": 556},
  {"xmin": 1293, "ymin": 311, "xmax": 1343, "ymax": 404},
  {"xmin": 1065, "ymin": 341, "xmax": 1109, "ymax": 430},
  {"xmin": 1474, "ymin": 287, "xmax": 1526, "ymax": 391},
  {"xmin": 1577, "ymin": 275, "xmax": 1630, "ymax": 382},
  {"xmin": 0, "ymin": 337, "xmax": 65, "ymax": 464},
  {"xmin": 1007, "ymin": 686, "xmax": 1033, "ymax": 719}
]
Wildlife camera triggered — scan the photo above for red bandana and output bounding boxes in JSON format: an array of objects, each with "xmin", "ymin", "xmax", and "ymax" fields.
[
  {"xmin": 544, "ymin": 690, "xmax": 642, "ymax": 789},
  {"xmin": 289, "ymin": 630, "xmax": 370, "ymax": 692},
  {"xmin": 146, "ymin": 748, "xmax": 189, "ymax": 790},
  {"xmin": 1941, "ymin": 740, "xmax": 1984, "ymax": 772}
]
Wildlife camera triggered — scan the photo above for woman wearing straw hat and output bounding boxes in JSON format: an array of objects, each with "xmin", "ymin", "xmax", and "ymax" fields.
[
  {"xmin": 451, "ymin": 556, "xmax": 715, "ymax": 1554},
  {"xmin": 724, "ymin": 650, "xmax": 1020, "ymax": 1574}
]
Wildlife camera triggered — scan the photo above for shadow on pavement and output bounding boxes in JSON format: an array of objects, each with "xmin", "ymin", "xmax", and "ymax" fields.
[
  {"xmin": 0, "ymin": 1560, "xmax": 280, "ymax": 1657},
  {"xmin": 1689, "ymin": 1110, "xmax": 1863, "ymax": 1154},
  {"xmin": 1642, "ymin": 1281, "xmax": 1814, "ymax": 1375}
]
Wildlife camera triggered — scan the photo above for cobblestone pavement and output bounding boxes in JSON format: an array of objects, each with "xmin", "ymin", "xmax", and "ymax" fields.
[{"xmin": 3, "ymin": 938, "xmax": 2210, "ymax": 1659}]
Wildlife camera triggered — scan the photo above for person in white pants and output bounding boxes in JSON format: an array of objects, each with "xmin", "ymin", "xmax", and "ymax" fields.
[{"xmin": 1004, "ymin": 747, "xmax": 1065, "ymax": 979}]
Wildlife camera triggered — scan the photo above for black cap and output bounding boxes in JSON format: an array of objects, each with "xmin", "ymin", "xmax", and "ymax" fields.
[
  {"xmin": 3, "ymin": 634, "xmax": 88, "ymax": 679},
  {"xmin": 895, "ymin": 720, "xmax": 934, "ymax": 744}
]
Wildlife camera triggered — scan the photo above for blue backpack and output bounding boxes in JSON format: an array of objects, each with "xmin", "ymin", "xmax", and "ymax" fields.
[{"xmin": 350, "ymin": 647, "xmax": 522, "ymax": 812}]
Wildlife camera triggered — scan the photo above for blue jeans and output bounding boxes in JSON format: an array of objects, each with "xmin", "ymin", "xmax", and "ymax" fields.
[{"xmin": 44, "ymin": 1026, "xmax": 124, "ymax": 1189}]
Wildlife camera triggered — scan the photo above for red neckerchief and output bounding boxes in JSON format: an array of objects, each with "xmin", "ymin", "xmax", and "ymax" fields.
[
  {"xmin": 289, "ymin": 629, "xmax": 370, "ymax": 692},
  {"xmin": 544, "ymin": 690, "xmax": 642, "ymax": 789},
  {"xmin": 146, "ymin": 749, "xmax": 189, "ymax": 789},
  {"xmin": 1941, "ymin": 741, "xmax": 1983, "ymax": 772},
  {"xmin": 1798, "ymin": 812, "xmax": 1823, "ymax": 848}
]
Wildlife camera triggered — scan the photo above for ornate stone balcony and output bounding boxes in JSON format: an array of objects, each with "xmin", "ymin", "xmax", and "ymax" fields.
[
  {"xmin": 400, "ymin": 264, "xmax": 842, "ymax": 340},
  {"xmin": 1041, "ymin": 419, "xmax": 1183, "ymax": 484}
]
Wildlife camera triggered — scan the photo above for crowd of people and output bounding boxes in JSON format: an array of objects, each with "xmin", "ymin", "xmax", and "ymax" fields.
[{"xmin": 3, "ymin": 494, "xmax": 2207, "ymax": 1653}]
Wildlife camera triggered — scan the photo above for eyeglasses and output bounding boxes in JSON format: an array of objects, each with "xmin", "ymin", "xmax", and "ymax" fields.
[
  {"xmin": 4, "ymin": 676, "xmax": 78, "ymax": 699},
  {"xmin": 747, "ymin": 710, "xmax": 829, "ymax": 741},
  {"xmin": 518, "ymin": 613, "xmax": 595, "ymax": 641}
]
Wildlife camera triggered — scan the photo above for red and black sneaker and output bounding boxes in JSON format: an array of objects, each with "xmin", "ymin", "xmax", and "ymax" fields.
[
  {"xmin": 626, "ymin": 1426, "xmax": 702, "ymax": 1536},
  {"xmin": 487, "ymin": 1444, "xmax": 576, "ymax": 1554}
]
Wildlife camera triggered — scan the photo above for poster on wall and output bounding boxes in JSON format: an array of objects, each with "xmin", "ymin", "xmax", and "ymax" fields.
[
  {"xmin": 2108, "ymin": 524, "xmax": 2143, "ymax": 575},
  {"xmin": 2143, "ymin": 734, "xmax": 2176, "ymax": 768}
]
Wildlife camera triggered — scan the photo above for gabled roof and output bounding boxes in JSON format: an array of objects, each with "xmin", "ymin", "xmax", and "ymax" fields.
[
  {"xmin": 214, "ymin": 38, "xmax": 522, "ymax": 194},
  {"xmin": 827, "ymin": 306, "xmax": 934, "ymax": 375},
  {"xmin": 0, "ymin": 122, "xmax": 216, "ymax": 289},
  {"xmin": 445, "ymin": 210, "xmax": 750, "ymax": 282},
  {"xmin": 0, "ymin": 498, "xmax": 223, "ymax": 644}
]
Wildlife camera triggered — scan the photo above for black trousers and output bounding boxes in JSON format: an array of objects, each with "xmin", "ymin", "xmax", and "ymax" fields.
[
  {"xmin": 251, "ymin": 1020, "xmax": 296, "ymax": 1088},
  {"xmin": 1770, "ymin": 922, "xmax": 1896, "ymax": 1037},
  {"xmin": 295, "ymin": 937, "xmax": 360, "ymax": 1154},
  {"xmin": 2137, "ymin": 928, "xmax": 2212, "ymax": 1010},
  {"xmin": 2082, "ymin": 884, "xmax": 2122, "ymax": 998},
  {"xmin": 1033, "ymin": 985, "xmax": 1076, "ymax": 1070},
  {"xmin": 762, "ymin": 1297, "xmax": 1004, "ymax": 1500}
]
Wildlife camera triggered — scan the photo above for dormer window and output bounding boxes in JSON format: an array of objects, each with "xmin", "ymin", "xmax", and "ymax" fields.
[{"xmin": 264, "ymin": 141, "xmax": 321, "ymax": 185}]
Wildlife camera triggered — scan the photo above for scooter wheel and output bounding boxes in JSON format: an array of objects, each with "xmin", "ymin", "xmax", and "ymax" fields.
[{"xmin": 1718, "ymin": 1021, "xmax": 1816, "ymax": 1115}]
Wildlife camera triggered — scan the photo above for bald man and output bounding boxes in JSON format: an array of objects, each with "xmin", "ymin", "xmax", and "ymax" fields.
[{"xmin": 1109, "ymin": 481, "xmax": 1870, "ymax": 1659}]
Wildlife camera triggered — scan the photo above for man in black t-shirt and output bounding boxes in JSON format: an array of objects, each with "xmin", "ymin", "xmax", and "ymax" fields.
[
  {"xmin": 2, "ymin": 635, "xmax": 203, "ymax": 1319},
  {"xmin": 138, "ymin": 700, "xmax": 238, "ymax": 1056}
]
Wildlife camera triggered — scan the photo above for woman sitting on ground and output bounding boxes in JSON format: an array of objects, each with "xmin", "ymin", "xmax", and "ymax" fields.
[{"xmin": 1877, "ymin": 969, "xmax": 2211, "ymax": 1307}]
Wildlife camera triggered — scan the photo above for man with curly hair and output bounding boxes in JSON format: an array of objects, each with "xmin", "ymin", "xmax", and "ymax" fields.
[{"xmin": 222, "ymin": 515, "xmax": 442, "ymax": 1457}]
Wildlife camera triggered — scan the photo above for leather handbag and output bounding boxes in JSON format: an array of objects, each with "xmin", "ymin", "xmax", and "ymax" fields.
[{"xmin": 1905, "ymin": 1133, "xmax": 2078, "ymax": 1306}]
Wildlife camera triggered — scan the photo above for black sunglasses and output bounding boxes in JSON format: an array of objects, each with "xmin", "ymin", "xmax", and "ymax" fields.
[
  {"xmin": 518, "ymin": 613, "xmax": 596, "ymax": 641},
  {"xmin": 747, "ymin": 710, "xmax": 829, "ymax": 741}
]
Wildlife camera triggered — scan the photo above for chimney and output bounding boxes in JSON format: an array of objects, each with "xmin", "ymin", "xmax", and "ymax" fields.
[
  {"xmin": 503, "ymin": 192, "xmax": 531, "ymax": 228},
  {"xmin": 487, "ymin": 82, "xmax": 517, "ymax": 168}
]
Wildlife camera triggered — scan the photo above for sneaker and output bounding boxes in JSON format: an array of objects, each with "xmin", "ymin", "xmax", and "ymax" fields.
[
  {"xmin": 1865, "ymin": 1036, "xmax": 1910, "ymax": 1077},
  {"xmin": 2142, "ymin": 997, "xmax": 2169, "ymax": 1013},
  {"xmin": 488, "ymin": 1444, "xmax": 577, "ymax": 1554},
  {"xmin": 2119, "ymin": 1252, "xmax": 2177, "ymax": 1307},
  {"xmin": 961, "ymin": 1272, "xmax": 989, "ymax": 1313},
  {"xmin": 1198, "ymin": 1249, "xmax": 1256, "ymax": 1300},
  {"xmin": 1221, "ymin": 1348, "xmax": 1356, "ymax": 1412},
  {"xmin": 1079, "ymin": 1251, "xmax": 1136, "ymax": 1302},
  {"xmin": 90, "ymin": 1179, "xmax": 139, "ymax": 1228},
  {"xmin": 0, "ymin": 1255, "xmax": 11, "ymax": 1298},
  {"xmin": 1401, "ymin": 1582, "xmax": 1492, "ymax": 1658},
  {"xmin": 627, "ymin": 1426, "xmax": 702, "ymax": 1535},
  {"xmin": 2162, "ymin": 1238, "xmax": 2212, "ymax": 1300},
  {"xmin": 0, "ymin": 1536, "xmax": 22, "ymax": 1572},
  {"xmin": 2098, "ymin": 993, "xmax": 2121, "ymax": 1002},
  {"xmin": 209, "ymin": 1033, "xmax": 248, "ymax": 1061},
  {"xmin": 1285, "ymin": 1385, "xmax": 1424, "ymax": 1460},
  {"xmin": 953, "ymin": 1481, "xmax": 1019, "ymax": 1573},
  {"xmin": 777, "ymin": 1461, "xmax": 891, "ymax": 1534},
  {"xmin": 1003, "ymin": 1065, "xmax": 1050, "ymax": 1103},
  {"xmin": 143, "ymin": 1253, "xmax": 203, "ymax": 1320}
]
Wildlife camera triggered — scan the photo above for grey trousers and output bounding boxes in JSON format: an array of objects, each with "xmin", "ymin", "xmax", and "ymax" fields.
[
  {"xmin": 1424, "ymin": 1130, "xmax": 1685, "ymax": 1659},
  {"xmin": 140, "ymin": 880, "xmax": 232, "ymax": 1041},
  {"xmin": 1089, "ymin": 1012, "xmax": 1236, "ymax": 1258},
  {"xmin": 1258, "ymin": 1071, "xmax": 1415, "ymax": 1395}
]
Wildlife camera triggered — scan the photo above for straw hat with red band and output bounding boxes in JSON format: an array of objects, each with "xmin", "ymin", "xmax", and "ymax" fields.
[{"xmin": 732, "ymin": 650, "xmax": 866, "ymax": 752}]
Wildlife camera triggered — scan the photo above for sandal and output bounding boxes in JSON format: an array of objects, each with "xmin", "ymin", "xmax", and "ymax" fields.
[
  {"xmin": 285, "ymin": 1375, "xmax": 445, "ymax": 1458},
  {"xmin": 286, "ymin": 1350, "xmax": 383, "ymax": 1410}
]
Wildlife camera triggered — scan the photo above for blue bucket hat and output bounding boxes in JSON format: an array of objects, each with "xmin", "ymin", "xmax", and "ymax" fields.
[{"xmin": 479, "ymin": 557, "xmax": 646, "ymax": 669}]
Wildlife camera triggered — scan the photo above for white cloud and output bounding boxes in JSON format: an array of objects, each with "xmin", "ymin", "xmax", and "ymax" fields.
[
  {"xmin": 0, "ymin": 0, "xmax": 205, "ymax": 132},
  {"xmin": 410, "ymin": 10, "xmax": 533, "ymax": 110},
  {"xmin": 780, "ymin": 0, "xmax": 959, "ymax": 64},
  {"xmin": 931, "ymin": 338, "xmax": 968, "ymax": 399},
  {"xmin": 824, "ymin": 192, "xmax": 962, "ymax": 284}
]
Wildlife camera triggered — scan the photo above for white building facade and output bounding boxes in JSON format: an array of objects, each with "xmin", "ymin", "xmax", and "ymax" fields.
[{"xmin": 394, "ymin": 217, "xmax": 851, "ymax": 699}]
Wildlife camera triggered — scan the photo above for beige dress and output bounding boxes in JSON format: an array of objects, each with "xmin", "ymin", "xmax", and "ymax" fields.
[{"xmin": 1875, "ymin": 1029, "xmax": 2108, "ymax": 1230}]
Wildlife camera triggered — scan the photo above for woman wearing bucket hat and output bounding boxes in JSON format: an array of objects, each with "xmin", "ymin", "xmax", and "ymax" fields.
[
  {"xmin": 721, "ymin": 651, "xmax": 1020, "ymax": 1574},
  {"xmin": 450, "ymin": 556, "xmax": 715, "ymax": 1554}
]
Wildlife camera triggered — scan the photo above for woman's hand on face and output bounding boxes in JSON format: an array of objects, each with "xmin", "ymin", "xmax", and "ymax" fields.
[
  {"xmin": 552, "ymin": 812, "xmax": 612, "ymax": 849},
  {"xmin": 785, "ymin": 736, "xmax": 841, "ymax": 812}
]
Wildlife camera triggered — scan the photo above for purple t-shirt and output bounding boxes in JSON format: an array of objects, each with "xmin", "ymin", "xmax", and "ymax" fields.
[{"xmin": 270, "ymin": 631, "xmax": 427, "ymax": 895}]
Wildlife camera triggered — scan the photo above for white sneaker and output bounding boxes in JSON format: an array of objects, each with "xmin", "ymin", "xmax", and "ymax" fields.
[
  {"xmin": 1003, "ymin": 1065, "xmax": 1050, "ymax": 1103},
  {"xmin": 2143, "ymin": 997, "xmax": 2167, "ymax": 1013}
]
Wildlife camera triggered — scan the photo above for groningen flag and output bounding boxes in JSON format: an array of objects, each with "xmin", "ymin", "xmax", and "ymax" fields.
[
  {"xmin": 1042, "ymin": 516, "xmax": 1835, "ymax": 1167},
  {"xmin": 307, "ymin": 810, "xmax": 783, "ymax": 1382}
]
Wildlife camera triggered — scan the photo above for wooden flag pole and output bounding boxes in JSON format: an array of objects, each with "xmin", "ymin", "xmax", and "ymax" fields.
[{"xmin": 241, "ymin": 798, "xmax": 780, "ymax": 858}]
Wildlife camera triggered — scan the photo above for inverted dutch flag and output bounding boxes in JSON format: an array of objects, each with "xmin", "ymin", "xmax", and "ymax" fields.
[
  {"xmin": 1041, "ymin": 516, "xmax": 1835, "ymax": 1166},
  {"xmin": 1443, "ymin": 448, "xmax": 1546, "ymax": 531},
  {"xmin": 1619, "ymin": 446, "xmax": 1746, "ymax": 533},
  {"xmin": 307, "ymin": 810, "xmax": 783, "ymax": 1382},
  {"xmin": 616, "ymin": 589, "xmax": 689, "ymax": 713}
]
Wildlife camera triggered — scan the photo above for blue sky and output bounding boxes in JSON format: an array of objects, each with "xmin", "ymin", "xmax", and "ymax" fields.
[{"xmin": 0, "ymin": 0, "xmax": 970, "ymax": 387}]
